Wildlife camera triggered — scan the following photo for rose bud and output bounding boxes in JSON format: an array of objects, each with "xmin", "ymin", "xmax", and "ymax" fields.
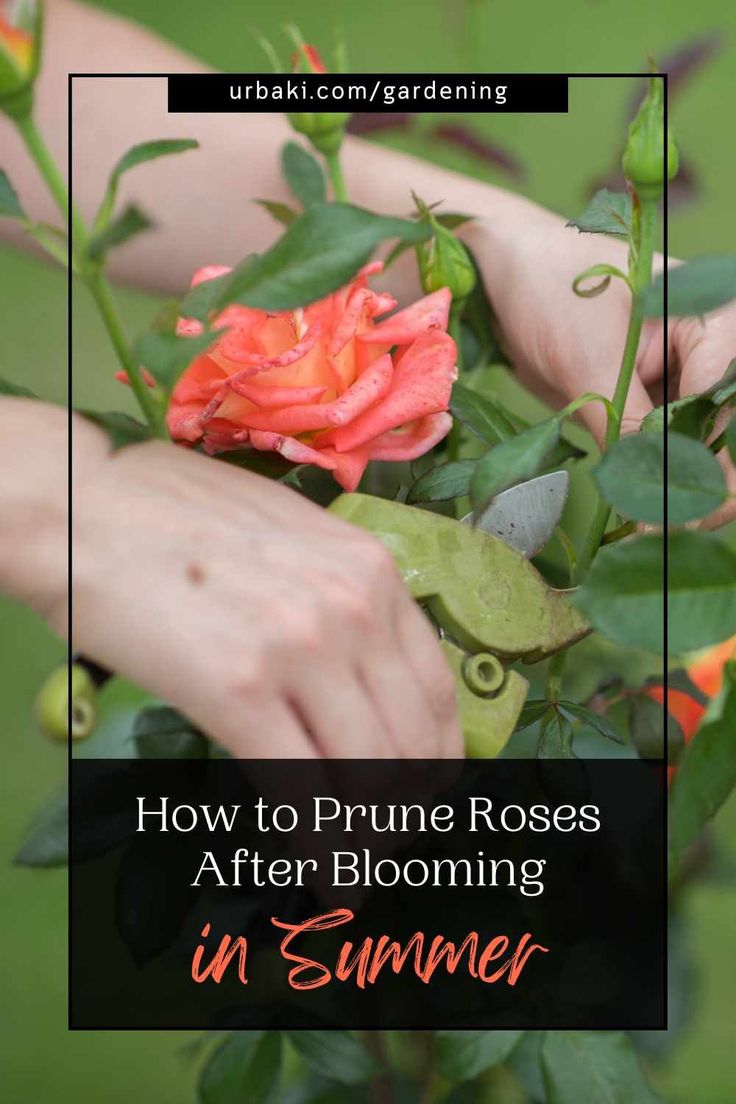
[
  {"xmin": 166, "ymin": 262, "xmax": 457, "ymax": 492},
  {"xmin": 0, "ymin": 1, "xmax": 42, "ymax": 120},
  {"xmin": 622, "ymin": 75, "xmax": 679, "ymax": 195},
  {"xmin": 416, "ymin": 216, "xmax": 476, "ymax": 305},
  {"xmin": 287, "ymin": 42, "xmax": 350, "ymax": 155},
  {"xmin": 36, "ymin": 663, "xmax": 98, "ymax": 742}
]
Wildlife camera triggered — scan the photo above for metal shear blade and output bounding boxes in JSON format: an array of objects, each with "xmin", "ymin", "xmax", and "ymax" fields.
[{"xmin": 461, "ymin": 471, "xmax": 569, "ymax": 559}]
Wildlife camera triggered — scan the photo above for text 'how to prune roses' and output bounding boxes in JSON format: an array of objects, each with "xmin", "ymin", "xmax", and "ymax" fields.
[{"xmin": 165, "ymin": 262, "xmax": 457, "ymax": 491}]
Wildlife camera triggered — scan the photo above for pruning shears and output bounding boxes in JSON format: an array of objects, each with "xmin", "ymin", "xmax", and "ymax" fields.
[
  {"xmin": 52, "ymin": 473, "xmax": 586, "ymax": 757},
  {"xmin": 328, "ymin": 472, "xmax": 588, "ymax": 757}
]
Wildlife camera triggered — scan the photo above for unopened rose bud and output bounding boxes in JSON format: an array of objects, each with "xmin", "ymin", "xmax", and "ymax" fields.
[
  {"xmin": 287, "ymin": 110, "xmax": 351, "ymax": 155},
  {"xmin": 287, "ymin": 41, "xmax": 350, "ymax": 156},
  {"xmin": 416, "ymin": 214, "xmax": 476, "ymax": 304},
  {"xmin": 621, "ymin": 76, "xmax": 679, "ymax": 195},
  {"xmin": 36, "ymin": 664, "xmax": 97, "ymax": 742},
  {"xmin": 0, "ymin": 1, "xmax": 42, "ymax": 119}
]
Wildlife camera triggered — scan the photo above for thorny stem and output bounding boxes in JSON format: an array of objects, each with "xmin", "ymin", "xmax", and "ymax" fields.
[
  {"xmin": 324, "ymin": 148, "xmax": 349, "ymax": 202},
  {"xmin": 601, "ymin": 519, "xmax": 637, "ymax": 544},
  {"xmin": 546, "ymin": 192, "xmax": 659, "ymax": 700},
  {"xmin": 86, "ymin": 274, "xmax": 166, "ymax": 436},
  {"xmin": 14, "ymin": 113, "xmax": 168, "ymax": 438},
  {"xmin": 546, "ymin": 651, "xmax": 566, "ymax": 703},
  {"xmin": 573, "ymin": 192, "xmax": 659, "ymax": 585}
]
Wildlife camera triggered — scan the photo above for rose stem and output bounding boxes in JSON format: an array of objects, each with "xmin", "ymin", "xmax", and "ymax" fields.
[
  {"xmin": 14, "ymin": 114, "xmax": 168, "ymax": 438},
  {"xmin": 545, "ymin": 191, "xmax": 659, "ymax": 703},
  {"xmin": 574, "ymin": 192, "xmax": 659, "ymax": 584},
  {"xmin": 324, "ymin": 147, "xmax": 349, "ymax": 202}
]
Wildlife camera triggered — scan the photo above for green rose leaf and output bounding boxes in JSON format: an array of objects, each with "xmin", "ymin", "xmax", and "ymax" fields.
[
  {"xmin": 450, "ymin": 381, "xmax": 516, "ymax": 444},
  {"xmin": 436, "ymin": 1030, "xmax": 524, "ymax": 1082},
  {"xmin": 407, "ymin": 459, "xmax": 475, "ymax": 504},
  {"xmin": 566, "ymin": 189, "xmax": 631, "ymax": 237},
  {"xmin": 93, "ymin": 138, "xmax": 199, "ymax": 231},
  {"xmin": 538, "ymin": 709, "xmax": 575, "ymax": 758},
  {"xmin": 198, "ymin": 1032, "xmax": 281, "ymax": 1104},
  {"xmin": 641, "ymin": 360, "xmax": 736, "ymax": 441},
  {"xmin": 133, "ymin": 328, "xmax": 221, "ymax": 392},
  {"xmin": 670, "ymin": 662, "xmax": 736, "ymax": 876},
  {"xmin": 14, "ymin": 788, "xmax": 68, "ymax": 868},
  {"xmin": 256, "ymin": 199, "xmax": 298, "ymax": 226},
  {"xmin": 78, "ymin": 410, "xmax": 152, "ymax": 450},
  {"xmin": 470, "ymin": 419, "xmax": 561, "ymax": 516},
  {"xmin": 557, "ymin": 702, "xmax": 624, "ymax": 744},
  {"xmin": 708, "ymin": 358, "xmax": 736, "ymax": 406},
  {"xmin": 665, "ymin": 669, "xmax": 709, "ymax": 707},
  {"xmin": 541, "ymin": 1031, "xmax": 660, "ymax": 1104},
  {"xmin": 281, "ymin": 141, "xmax": 327, "ymax": 209},
  {"xmin": 641, "ymin": 255, "xmax": 736, "ymax": 318},
  {"xmin": 0, "ymin": 376, "xmax": 38, "ymax": 398},
  {"xmin": 640, "ymin": 396, "xmax": 715, "ymax": 441},
  {"xmin": 576, "ymin": 532, "xmax": 736, "ymax": 655},
  {"xmin": 514, "ymin": 699, "xmax": 550, "ymax": 733},
  {"xmin": 594, "ymin": 431, "xmax": 726, "ymax": 524},
  {"xmin": 133, "ymin": 705, "xmax": 208, "ymax": 759},
  {"xmin": 285, "ymin": 1031, "xmax": 379, "ymax": 1085},
  {"xmin": 0, "ymin": 168, "xmax": 25, "ymax": 218},
  {"xmin": 86, "ymin": 204, "xmax": 153, "ymax": 262},
  {"xmin": 182, "ymin": 203, "xmax": 430, "ymax": 319},
  {"xmin": 628, "ymin": 693, "xmax": 684, "ymax": 764}
]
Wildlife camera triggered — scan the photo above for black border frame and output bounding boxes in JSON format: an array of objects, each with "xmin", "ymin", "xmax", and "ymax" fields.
[{"xmin": 66, "ymin": 71, "xmax": 669, "ymax": 1032}]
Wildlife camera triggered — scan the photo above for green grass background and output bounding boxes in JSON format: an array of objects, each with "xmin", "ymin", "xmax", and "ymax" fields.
[{"xmin": 1, "ymin": 0, "xmax": 735, "ymax": 1098}]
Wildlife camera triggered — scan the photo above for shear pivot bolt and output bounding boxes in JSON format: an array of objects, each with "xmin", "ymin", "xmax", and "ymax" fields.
[{"xmin": 462, "ymin": 652, "xmax": 505, "ymax": 696}]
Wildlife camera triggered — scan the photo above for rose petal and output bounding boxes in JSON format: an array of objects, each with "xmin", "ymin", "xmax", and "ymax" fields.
[
  {"xmin": 239, "ymin": 354, "xmax": 393, "ymax": 435},
  {"xmin": 198, "ymin": 324, "xmax": 323, "ymax": 427},
  {"xmin": 328, "ymin": 331, "xmax": 457, "ymax": 453},
  {"xmin": 190, "ymin": 264, "xmax": 231, "ymax": 288},
  {"xmin": 115, "ymin": 367, "xmax": 156, "ymax": 388},
  {"xmin": 358, "ymin": 287, "xmax": 451, "ymax": 345},
  {"xmin": 366, "ymin": 412, "xmax": 453, "ymax": 460},
  {"xmin": 321, "ymin": 445, "xmax": 373, "ymax": 492},
  {"xmin": 248, "ymin": 430, "xmax": 338, "ymax": 471},
  {"xmin": 167, "ymin": 401, "xmax": 206, "ymax": 443},
  {"xmin": 229, "ymin": 382, "xmax": 327, "ymax": 408},
  {"xmin": 222, "ymin": 322, "xmax": 322, "ymax": 376}
]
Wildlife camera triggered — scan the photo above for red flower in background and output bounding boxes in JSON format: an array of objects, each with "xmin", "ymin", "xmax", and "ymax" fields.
[{"xmin": 648, "ymin": 636, "xmax": 736, "ymax": 775}]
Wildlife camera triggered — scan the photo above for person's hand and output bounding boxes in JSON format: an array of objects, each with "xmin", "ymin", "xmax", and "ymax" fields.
[
  {"xmin": 59, "ymin": 418, "xmax": 461, "ymax": 759},
  {"xmin": 468, "ymin": 205, "xmax": 736, "ymax": 526}
]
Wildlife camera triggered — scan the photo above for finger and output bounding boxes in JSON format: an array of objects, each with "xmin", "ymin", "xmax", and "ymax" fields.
[
  {"xmin": 674, "ymin": 309, "xmax": 736, "ymax": 528},
  {"xmin": 392, "ymin": 596, "xmax": 463, "ymax": 759},
  {"xmin": 289, "ymin": 664, "xmax": 395, "ymax": 759},
  {"xmin": 209, "ymin": 697, "xmax": 318, "ymax": 760},
  {"xmin": 675, "ymin": 307, "xmax": 736, "ymax": 397},
  {"xmin": 700, "ymin": 410, "xmax": 736, "ymax": 530},
  {"xmin": 358, "ymin": 641, "xmax": 445, "ymax": 759}
]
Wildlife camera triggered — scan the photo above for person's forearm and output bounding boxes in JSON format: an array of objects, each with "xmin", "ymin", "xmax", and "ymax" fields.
[
  {"xmin": 0, "ymin": 399, "xmax": 86, "ymax": 626},
  {"xmin": 0, "ymin": 0, "xmax": 544, "ymax": 302}
]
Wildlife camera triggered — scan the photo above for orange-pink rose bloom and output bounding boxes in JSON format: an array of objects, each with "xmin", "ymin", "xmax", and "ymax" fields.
[{"xmin": 167, "ymin": 262, "xmax": 457, "ymax": 491}]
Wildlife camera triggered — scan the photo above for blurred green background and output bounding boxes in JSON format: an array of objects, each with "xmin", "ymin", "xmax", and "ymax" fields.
[{"xmin": 1, "ymin": 0, "xmax": 735, "ymax": 1099}]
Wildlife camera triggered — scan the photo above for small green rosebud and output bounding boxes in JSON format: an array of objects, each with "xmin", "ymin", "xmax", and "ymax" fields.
[
  {"xmin": 36, "ymin": 663, "xmax": 97, "ymax": 742},
  {"xmin": 287, "ymin": 110, "xmax": 351, "ymax": 155},
  {"xmin": 415, "ymin": 207, "xmax": 476, "ymax": 303},
  {"xmin": 0, "ymin": 0, "xmax": 42, "ymax": 120},
  {"xmin": 621, "ymin": 76, "xmax": 679, "ymax": 194},
  {"xmin": 285, "ymin": 38, "xmax": 350, "ymax": 157}
]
